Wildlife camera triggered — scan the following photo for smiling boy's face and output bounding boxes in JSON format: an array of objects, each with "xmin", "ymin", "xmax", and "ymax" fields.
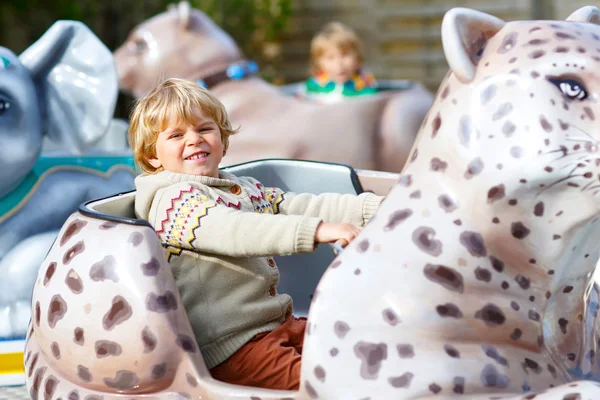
[
  {"xmin": 148, "ymin": 107, "xmax": 224, "ymax": 177},
  {"xmin": 318, "ymin": 45, "xmax": 359, "ymax": 84}
]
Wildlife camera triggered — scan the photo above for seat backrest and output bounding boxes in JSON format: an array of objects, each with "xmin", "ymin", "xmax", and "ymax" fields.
[
  {"xmin": 223, "ymin": 159, "xmax": 363, "ymax": 316},
  {"xmin": 82, "ymin": 159, "xmax": 363, "ymax": 317}
]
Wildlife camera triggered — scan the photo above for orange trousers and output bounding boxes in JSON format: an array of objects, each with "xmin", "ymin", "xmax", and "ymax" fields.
[{"xmin": 210, "ymin": 316, "xmax": 306, "ymax": 390}]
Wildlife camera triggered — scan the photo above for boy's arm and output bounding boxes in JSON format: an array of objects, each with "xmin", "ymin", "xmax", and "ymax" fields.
[
  {"xmin": 262, "ymin": 182, "xmax": 383, "ymax": 227},
  {"xmin": 150, "ymin": 184, "xmax": 321, "ymax": 257}
]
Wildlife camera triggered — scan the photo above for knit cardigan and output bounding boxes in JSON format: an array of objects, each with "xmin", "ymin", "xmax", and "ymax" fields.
[{"xmin": 134, "ymin": 170, "xmax": 382, "ymax": 368}]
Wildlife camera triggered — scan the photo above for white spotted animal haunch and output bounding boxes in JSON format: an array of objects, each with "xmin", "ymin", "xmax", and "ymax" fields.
[{"xmin": 23, "ymin": 6, "xmax": 600, "ymax": 400}]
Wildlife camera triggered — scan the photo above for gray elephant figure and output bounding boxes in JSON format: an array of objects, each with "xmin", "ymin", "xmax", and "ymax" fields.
[{"xmin": 0, "ymin": 21, "xmax": 136, "ymax": 340}]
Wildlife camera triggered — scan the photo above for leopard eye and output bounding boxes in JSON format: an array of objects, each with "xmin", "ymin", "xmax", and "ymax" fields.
[{"xmin": 549, "ymin": 77, "xmax": 588, "ymax": 100}]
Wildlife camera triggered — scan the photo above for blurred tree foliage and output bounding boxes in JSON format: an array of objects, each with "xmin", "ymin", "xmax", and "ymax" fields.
[{"xmin": 0, "ymin": 0, "xmax": 292, "ymax": 116}]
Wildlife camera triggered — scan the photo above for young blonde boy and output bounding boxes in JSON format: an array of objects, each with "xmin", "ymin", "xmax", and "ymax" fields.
[
  {"xmin": 300, "ymin": 21, "xmax": 377, "ymax": 104},
  {"xmin": 130, "ymin": 78, "xmax": 383, "ymax": 390}
]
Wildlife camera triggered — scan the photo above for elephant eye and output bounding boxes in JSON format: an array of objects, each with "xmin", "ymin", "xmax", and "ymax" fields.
[
  {"xmin": 0, "ymin": 56, "xmax": 9, "ymax": 69},
  {"xmin": 0, "ymin": 99, "xmax": 10, "ymax": 114}
]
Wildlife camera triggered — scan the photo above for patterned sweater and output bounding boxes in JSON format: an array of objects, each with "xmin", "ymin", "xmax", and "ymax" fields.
[{"xmin": 134, "ymin": 170, "xmax": 383, "ymax": 368}]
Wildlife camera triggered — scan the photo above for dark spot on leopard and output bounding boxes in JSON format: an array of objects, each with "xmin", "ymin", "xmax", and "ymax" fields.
[
  {"xmin": 385, "ymin": 210, "xmax": 413, "ymax": 232},
  {"xmin": 397, "ymin": 344, "xmax": 414, "ymax": 358},
  {"xmin": 509, "ymin": 57, "xmax": 517, "ymax": 63},
  {"xmin": 587, "ymin": 349, "xmax": 596, "ymax": 360},
  {"xmin": 412, "ymin": 227, "xmax": 443, "ymax": 257},
  {"xmin": 511, "ymin": 147, "xmax": 525, "ymax": 158},
  {"xmin": 480, "ymin": 85, "xmax": 496, "ymax": 106},
  {"xmin": 432, "ymin": 113, "xmax": 442, "ymax": 137},
  {"xmin": 63, "ymin": 241, "xmax": 85, "ymax": 265},
  {"xmin": 147, "ymin": 291, "xmax": 178, "ymax": 313},
  {"xmin": 399, "ymin": 174, "xmax": 412, "ymax": 187},
  {"xmin": 176, "ymin": 334, "xmax": 197, "ymax": 353},
  {"xmin": 51, "ymin": 342, "xmax": 61, "ymax": 359},
  {"xmin": 522, "ymin": 358, "xmax": 542, "ymax": 374},
  {"xmin": 48, "ymin": 295, "xmax": 68, "ymax": 328},
  {"xmin": 529, "ymin": 310, "xmax": 541, "ymax": 321},
  {"xmin": 45, "ymin": 375, "xmax": 59, "ymax": 399},
  {"xmin": 429, "ymin": 383, "xmax": 442, "ymax": 394},
  {"xmin": 498, "ymin": 32, "xmax": 518, "ymax": 54},
  {"xmin": 186, "ymin": 373, "xmax": 198, "ymax": 387},
  {"xmin": 388, "ymin": 372, "xmax": 414, "ymax": 388},
  {"xmin": 95, "ymin": 340, "xmax": 122, "ymax": 358},
  {"xmin": 84, "ymin": 395, "xmax": 103, "ymax": 400},
  {"xmin": 104, "ymin": 370, "xmax": 140, "ymax": 390},
  {"xmin": 100, "ymin": 221, "xmax": 118, "ymax": 230},
  {"xmin": 382, "ymin": 308, "xmax": 401, "ymax": 326},
  {"xmin": 458, "ymin": 115, "xmax": 472, "ymax": 147},
  {"xmin": 475, "ymin": 267, "xmax": 492, "ymax": 282},
  {"xmin": 511, "ymin": 222, "xmax": 530, "ymax": 239},
  {"xmin": 584, "ymin": 107, "xmax": 595, "ymax": 121},
  {"xmin": 540, "ymin": 116, "xmax": 553, "ymax": 132},
  {"xmin": 305, "ymin": 381, "xmax": 319, "ymax": 399},
  {"xmin": 330, "ymin": 347, "xmax": 339, "ymax": 356},
  {"xmin": 475, "ymin": 304, "xmax": 506, "ymax": 326},
  {"xmin": 492, "ymin": 103, "xmax": 513, "ymax": 121},
  {"xmin": 28, "ymin": 353, "xmax": 39, "ymax": 378},
  {"xmin": 489, "ymin": 256, "xmax": 504, "ymax": 272},
  {"xmin": 61, "ymin": 220, "xmax": 87, "ymax": 246},
  {"xmin": 511, "ymin": 328, "xmax": 522, "ymax": 340},
  {"xmin": 563, "ymin": 285, "xmax": 574, "ymax": 293},
  {"xmin": 43, "ymin": 262, "xmax": 57, "ymax": 286},
  {"xmin": 567, "ymin": 353, "xmax": 576, "ymax": 361},
  {"xmin": 354, "ymin": 341, "xmax": 388, "ymax": 380},
  {"xmin": 515, "ymin": 275, "xmax": 531, "ymax": 290},
  {"xmin": 90, "ymin": 255, "xmax": 119, "ymax": 283},
  {"xmin": 102, "ymin": 296, "xmax": 132, "ymax": 330},
  {"xmin": 453, "ymin": 376, "xmax": 465, "ymax": 394},
  {"xmin": 508, "ymin": 199, "xmax": 518, "ymax": 206},
  {"xmin": 555, "ymin": 46, "xmax": 569, "ymax": 53},
  {"xmin": 409, "ymin": 190, "xmax": 421, "ymax": 199},
  {"xmin": 454, "ymin": 219, "xmax": 462, "ymax": 226},
  {"xmin": 436, "ymin": 303, "xmax": 463, "ymax": 318},
  {"xmin": 141, "ymin": 257, "xmax": 161, "ymax": 276},
  {"xmin": 151, "ymin": 363, "xmax": 167, "ymax": 379},
  {"xmin": 533, "ymin": 202, "xmax": 545, "ymax": 217},
  {"xmin": 68, "ymin": 390, "xmax": 80, "ymax": 400},
  {"xmin": 556, "ymin": 32, "xmax": 576, "ymax": 40},
  {"xmin": 142, "ymin": 327, "xmax": 157, "ymax": 353},
  {"xmin": 334, "ymin": 321, "xmax": 350, "ymax": 338},
  {"xmin": 492, "ymin": 217, "xmax": 500, "ymax": 224},
  {"xmin": 481, "ymin": 364, "xmax": 509, "ymax": 388},
  {"xmin": 464, "ymin": 157, "xmax": 484, "ymax": 179},
  {"xmin": 77, "ymin": 365, "xmax": 92, "ymax": 382},
  {"xmin": 357, "ymin": 239, "xmax": 370, "ymax": 253},
  {"xmin": 430, "ymin": 158, "xmax": 448, "ymax": 172},
  {"xmin": 483, "ymin": 345, "xmax": 508, "ymax": 366},
  {"xmin": 65, "ymin": 269, "xmax": 83, "ymax": 294},
  {"xmin": 487, "ymin": 184, "xmax": 505, "ymax": 203},
  {"xmin": 529, "ymin": 50, "xmax": 545, "ymax": 59},
  {"xmin": 444, "ymin": 344, "xmax": 460, "ymax": 358},
  {"xmin": 527, "ymin": 38, "xmax": 549, "ymax": 46},
  {"xmin": 330, "ymin": 260, "xmax": 341, "ymax": 269},
  {"xmin": 35, "ymin": 302, "xmax": 40, "ymax": 326},
  {"xmin": 562, "ymin": 394, "xmax": 581, "ymax": 400},
  {"xmin": 441, "ymin": 85, "xmax": 450, "ymax": 99},
  {"xmin": 547, "ymin": 363, "xmax": 557, "ymax": 378},
  {"xmin": 314, "ymin": 365, "xmax": 326, "ymax": 382},
  {"xmin": 529, "ymin": 295, "xmax": 535, "ymax": 302},
  {"xmin": 30, "ymin": 366, "xmax": 46, "ymax": 400},
  {"xmin": 128, "ymin": 232, "xmax": 144, "ymax": 247},
  {"xmin": 424, "ymin": 264, "xmax": 464, "ymax": 293},
  {"xmin": 74, "ymin": 328, "xmax": 84, "ymax": 345},
  {"xmin": 502, "ymin": 121, "xmax": 516, "ymax": 136},
  {"xmin": 438, "ymin": 194, "xmax": 457, "ymax": 213},
  {"xmin": 460, "ymin": 231, "xmax": 487, "ymax": 257},
  {"xmin": 529, "ymin": 26, "xmax": 541, "ymax": 33},
  {"xmin": 410, "ymin": 148, "xmax": 418, "ymax": 162}
]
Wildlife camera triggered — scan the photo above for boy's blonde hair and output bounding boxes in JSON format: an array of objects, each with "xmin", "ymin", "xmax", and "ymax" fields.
[
  {"xmin": 128, "ymin": 78, "xmax": 239, "ymax": 173},
  {"xmin": 310, "ymin": 22, "xmax": 364, "ymax": 76}
]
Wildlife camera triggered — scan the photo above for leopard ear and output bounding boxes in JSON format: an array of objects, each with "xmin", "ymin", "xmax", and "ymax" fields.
[
  {"xmin": 441, "ymin": 7, "xmax": 505, "ymax": 83},
  {"xmin": 566, "ymin": 6, "xmax": 600, "ymax": 25}
]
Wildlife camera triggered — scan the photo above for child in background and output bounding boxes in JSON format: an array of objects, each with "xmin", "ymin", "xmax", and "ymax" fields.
[
  {"xmin": 299, "ymin": 21, "xmax": 378, "ymax": 104},
  {"xmin": 130, "ymin": 78, "xmax": 383, "ymax": 390}
]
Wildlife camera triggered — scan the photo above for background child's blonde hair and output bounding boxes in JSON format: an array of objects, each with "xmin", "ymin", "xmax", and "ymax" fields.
[
  {"xmin": 310, "ymin": 21, "xmax": 364, "ymax": 76},
  {"xmin": 128, "ymin": 78, "xmax": 239, "ymax": 174}
]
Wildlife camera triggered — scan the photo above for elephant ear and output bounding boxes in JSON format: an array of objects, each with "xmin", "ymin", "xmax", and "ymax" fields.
[
  {"xmin": 19, "ymin": 20, "xmax": 117, "ymax": 154},
  {"xmin": 441, "ymin": 8, "xmax": 505, "ymax": 83}
]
